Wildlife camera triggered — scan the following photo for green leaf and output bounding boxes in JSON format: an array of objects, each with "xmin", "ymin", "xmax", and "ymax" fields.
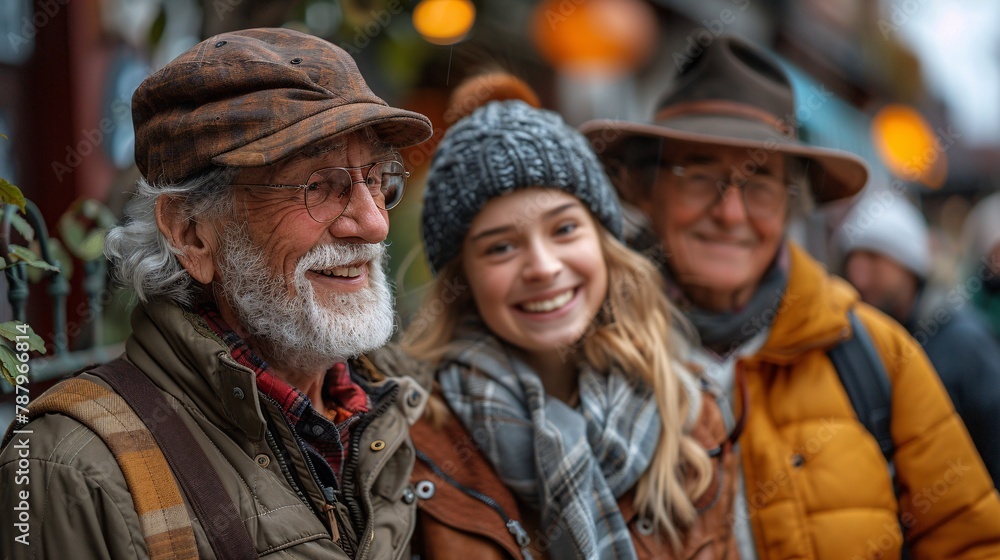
[
  {"xmin": 9, "ymin": 245, "xmax": 60, "ymax": 273},
  {"xmin": 59, "ymin": 211, "xmax": 87, "ymax": 248},
  {"xmin": 0, "ymin": 321, "xmax": 46, "ymax": 352},
  {"xmin": 10, "ymin": 213, "xmax": 33, "ymax": 243},
  {"xmin": 0, "ymin": 133, "xmax": 7, "ymax": 140},
  {"xmin": 58, "ymin": 199, "xmax": 115, "ymax": 259},
  {"xmin": 0, "ymin": 178, "xmax": 26, "ymax": 212},
  {"xmin": 77, "ymin": 232, "xmax": 107, "ymax": 262},
  {"xmin": 9, "ymin": 244, "xmax": 40, "ymax": 263},
  {"xmin": 149, "ymin": 5, "xmax": 167, "ymax": 49},
  {"xmin": 47, "ymin": 238, "xmax": 73, "ymax": 280},
  {"xmin": 0, "ymin": 343, "xmax": 19, "ymax": 385},
  {"xmin": 81, "ymin": 199, "xmax": 100, "ymax": 220},
  {"xmin": 0, "ymin": 321, "xmax": 45, "ymax": 384},
  {"xmin": 25, "ymin": 259, "xmax": 60, "ymax": 273}
]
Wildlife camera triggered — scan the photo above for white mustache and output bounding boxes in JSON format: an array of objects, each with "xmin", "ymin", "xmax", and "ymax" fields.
[{"xmin": 296, "ymin": 243, "xmax": 385, "ymax": 277}]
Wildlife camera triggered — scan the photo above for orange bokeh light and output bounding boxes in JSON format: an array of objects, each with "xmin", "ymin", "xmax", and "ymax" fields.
[
  {"xmin": 871, "ymin": 104, "xmax": 948, "ymax": 189},
  {"xmin": 531, "ymin": 0, "xmax": 658, "ymax": 74},
  {"xmin": 413, "ymin": 0, "xmax": 476, "ymax": 46}
]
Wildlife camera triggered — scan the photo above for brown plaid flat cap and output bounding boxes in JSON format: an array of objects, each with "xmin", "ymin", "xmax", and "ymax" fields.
[{"xmin": 132, "ymin": 27, "xmax": 433, "ymax": 183}]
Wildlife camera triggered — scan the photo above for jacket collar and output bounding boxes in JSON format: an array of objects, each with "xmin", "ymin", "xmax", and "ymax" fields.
[
  {"xmin": 125, "ymin": 300, "xmax": 269, "ymax": 442},
  {"xmin": 124, "ymin": 301, "xmax": 428, "ymax": 444},
  {"xmin": 750, "ymin": 242, "xmax": 857, "ymax": 365}
]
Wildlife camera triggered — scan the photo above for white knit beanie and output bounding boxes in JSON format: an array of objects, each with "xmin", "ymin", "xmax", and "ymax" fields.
[
  {"xmin": 835, "ymin": 194, "xmax": 930, "ymax": 279},
  {"xmin": 962, "ymin": 191, "xmax": 1000, "ymax": 262}
]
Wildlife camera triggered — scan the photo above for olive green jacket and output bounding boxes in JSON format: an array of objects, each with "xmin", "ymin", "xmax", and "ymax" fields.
[{"xmin": 0, "ymin": 300, "xmax": 427, "ymax": 559}]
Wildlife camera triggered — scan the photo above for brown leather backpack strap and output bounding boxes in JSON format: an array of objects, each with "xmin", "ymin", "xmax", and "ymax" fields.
[{"xmin": 90, "ymin": 358, "xmax": 259, "ymax": 560}]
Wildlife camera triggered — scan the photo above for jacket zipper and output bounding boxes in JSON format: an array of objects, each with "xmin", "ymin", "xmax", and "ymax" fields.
[
  {"xmin": 414, "ymin": 448, "xmax": 535, "ymax": 560},
  {"xmin": 345, "ymin": 383, "xmax": 401, "ymax": 560},
  {"xmin": 259, "ymin": 394, "xmax": 330, "ymax": 523}
]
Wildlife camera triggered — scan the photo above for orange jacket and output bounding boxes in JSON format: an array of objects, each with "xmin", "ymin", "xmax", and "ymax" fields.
[{"xmin": 738, "ymin": 243, "xmax": 1000, "ymax": 559}]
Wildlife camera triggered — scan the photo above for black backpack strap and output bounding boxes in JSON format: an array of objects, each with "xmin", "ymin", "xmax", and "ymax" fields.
[
  {"xmin": 828, "ymin": 309, "xmax": 912, "ymax": 558},
  {"xmin": 827, "ymin": 309, "xmax": 895, "ymax": 468},
  {"xmin": 90, "ymin": 358, "xmax": 259, "ymax": 560}
]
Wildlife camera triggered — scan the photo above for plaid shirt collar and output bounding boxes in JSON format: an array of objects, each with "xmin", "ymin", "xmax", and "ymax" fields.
[{"xmin": 196, "ymin": 302, "xmax": 369, "ymax": 426}]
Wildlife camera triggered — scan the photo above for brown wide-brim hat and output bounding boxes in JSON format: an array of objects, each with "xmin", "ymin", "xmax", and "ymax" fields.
[
  {"xmin": 132, "ymin": 28, "xmax": 433, "ymax": 183},
  {"xmin": 580, "ymin": 35, "xmax": 868, "ymax": 204}
]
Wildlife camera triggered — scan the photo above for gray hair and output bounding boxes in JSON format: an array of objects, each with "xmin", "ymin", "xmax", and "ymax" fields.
[
  {"xmin": 786, "ymin": 156, "xmax": 816, "ymax": 221},
  {"xmin": 105, "ymin": 166, "xmax": 238, "ymax": 305}
]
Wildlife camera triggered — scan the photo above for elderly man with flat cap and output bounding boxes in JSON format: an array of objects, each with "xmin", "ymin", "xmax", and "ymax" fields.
[
  {"xmin": 0, "ymin": 28, "xmax": 432, "ymax": 559},
  {"xmin": 582, "ymin": 35, "xmax": 1000, "ymax": 559}
]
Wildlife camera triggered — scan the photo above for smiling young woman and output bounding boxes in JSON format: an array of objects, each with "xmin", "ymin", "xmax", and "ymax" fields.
[{"xmin": 396, "ymin": 77, "xmax": 740, "ymax": 560}]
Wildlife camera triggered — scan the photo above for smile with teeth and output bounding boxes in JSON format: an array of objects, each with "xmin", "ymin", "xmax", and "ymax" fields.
[
  {"xmin": 314, "ymin": 264, "xmax": 364, "ymax": 278},
  {"xmin": 519, "ymin": 289, "xmax": 575, "ymax": 313}
]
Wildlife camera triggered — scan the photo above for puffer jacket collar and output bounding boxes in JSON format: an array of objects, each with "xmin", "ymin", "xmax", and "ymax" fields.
[{"xmin": 751, "ymin": 243, "xmax": 857, "ymax": 365}]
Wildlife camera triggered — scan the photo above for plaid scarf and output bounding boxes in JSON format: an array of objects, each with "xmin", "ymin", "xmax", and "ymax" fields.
[
  {"xmin": 197, "ymin": 303, "xmax": 369, "ymax": 477},
  {"xmin": 438, "ymin": 323, "xmax": 659, "ymax": 560}
]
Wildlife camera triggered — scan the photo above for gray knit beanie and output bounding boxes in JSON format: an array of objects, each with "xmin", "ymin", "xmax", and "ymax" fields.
[{"xmin": 422, "ymin": 100, "xmax": 622, "ymax": 272}]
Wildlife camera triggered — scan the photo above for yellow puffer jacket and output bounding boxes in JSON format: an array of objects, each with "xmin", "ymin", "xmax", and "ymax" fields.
[{"xmin": 739, "ymin": 243, "xmax": 1000, "ymax": 560}]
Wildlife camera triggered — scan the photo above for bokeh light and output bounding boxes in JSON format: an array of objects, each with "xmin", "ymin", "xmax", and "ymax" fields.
[
  {"xmin": 531, "ymin": 0, "xmax": 658, "ymax": 74},
  {"xmin": 871, "ymin": 104, "xmax": 948, "ymax": 189},
  {"xmin": 413, "ymin": 0, "xmax": 476, "ymax": 46}
]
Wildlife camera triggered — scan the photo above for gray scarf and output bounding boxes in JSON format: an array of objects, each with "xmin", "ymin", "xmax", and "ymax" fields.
[
  {"xmin": 661, "ymin": 244, "xmax": 789, "ymax": 356},
  {"xmin": 438, "ymin": 324, "xmax": 659, "ymax": 560}
]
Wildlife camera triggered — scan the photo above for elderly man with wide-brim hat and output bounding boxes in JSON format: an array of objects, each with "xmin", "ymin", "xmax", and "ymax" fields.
[
  {"xmin": 0, "ymin": 28, "xmax": 432, "ymax": 559},
  {"xmin": 581, "ymin": 35, "xmax": 1000, "ymax": 559}
]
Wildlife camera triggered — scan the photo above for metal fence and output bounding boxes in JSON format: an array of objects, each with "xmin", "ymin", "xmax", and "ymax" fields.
[{"xmin": 0, "ymin": 200, "xmax": 123, "ymax": 428}]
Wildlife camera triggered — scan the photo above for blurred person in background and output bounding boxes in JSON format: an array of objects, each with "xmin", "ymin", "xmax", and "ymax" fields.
[
  {"xmin": 397, "ymin": 81, "xmax": 739, "ymax": 559},
  {"xmin": 581, "ymin": 34, "xmax": 1000, "ymax": 559},
  {"xmin": 961, "ymin": 191, "xmax": 1000, "ymax": 343},
  {"xmin": 835, "ymin": 194, "xmax": 1000, "ymax": 486}
]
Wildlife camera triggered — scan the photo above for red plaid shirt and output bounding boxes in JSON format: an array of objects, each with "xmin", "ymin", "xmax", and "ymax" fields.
[{"xmin": 198, "ymin": 303, "xmax": 369, "ymax": 479}]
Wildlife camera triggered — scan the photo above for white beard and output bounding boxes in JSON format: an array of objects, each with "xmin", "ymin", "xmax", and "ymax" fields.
[{"xmin": 215, "ymin": 224, "xmax": 395, "ymax": 371}]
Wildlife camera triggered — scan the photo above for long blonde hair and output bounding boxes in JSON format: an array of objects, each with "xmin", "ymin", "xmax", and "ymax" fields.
[{"xmin": 402, "ymin": 226, "xmax": 713, "ymax": 549}]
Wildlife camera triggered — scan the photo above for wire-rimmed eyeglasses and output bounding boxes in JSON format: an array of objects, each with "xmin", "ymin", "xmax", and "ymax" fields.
[
  {"xmin": 666, "ymin": 163, "xmax": 794, "ymax": 218},
  {"xmin": 230, "ymin": 160, "xmax": 409, "ymax": 223}
]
